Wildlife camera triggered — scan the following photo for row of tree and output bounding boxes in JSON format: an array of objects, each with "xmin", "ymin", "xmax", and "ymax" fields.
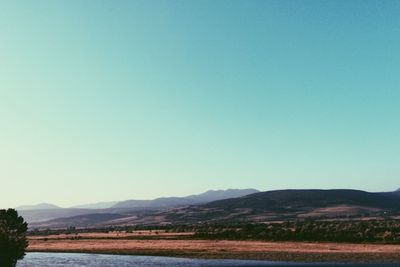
[{"xmin": 194, "ymin": 220, "xmax": 400, "ymax": 243}]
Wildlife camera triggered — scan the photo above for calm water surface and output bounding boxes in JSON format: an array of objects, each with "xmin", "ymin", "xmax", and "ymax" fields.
[{"xmin": 17, "ymin": 253, "xmax": 399, "ymax": 267}]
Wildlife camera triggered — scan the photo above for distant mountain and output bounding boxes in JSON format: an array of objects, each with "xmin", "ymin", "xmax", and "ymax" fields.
[
  {"xmin": 16, "ymin": 203, "xmax": 61, "ymax": 211},
  {"xmin": 112, "ymin": 197, "xmax": 193, "ymax": 209},
  {"xmin": 112, "ymin": 188, "xmax": 259, "ymax": 209},
  {"xmin": 70, "ymin": 201, "xmax": 118, "ymax": 209}
]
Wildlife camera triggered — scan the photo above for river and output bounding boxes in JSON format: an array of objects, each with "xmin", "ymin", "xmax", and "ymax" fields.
[{"xmin": 16, "ymin": 253, "xmax": 399, "ymax": 267}]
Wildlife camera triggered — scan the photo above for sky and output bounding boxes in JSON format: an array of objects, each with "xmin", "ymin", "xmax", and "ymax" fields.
[{"xmin": 1, "ymin": 0, "xmax": 400, "ymax": 208}]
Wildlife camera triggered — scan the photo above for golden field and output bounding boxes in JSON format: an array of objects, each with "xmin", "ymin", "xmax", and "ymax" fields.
[{"xmin": 27, "ymin": 231, "xmax": 400, "ymax": 263}]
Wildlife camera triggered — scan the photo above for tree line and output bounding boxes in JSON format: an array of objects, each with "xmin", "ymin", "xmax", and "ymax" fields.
[{"xmin": 193, "ymin": 219, "xmax": 400, "ymax": 243}]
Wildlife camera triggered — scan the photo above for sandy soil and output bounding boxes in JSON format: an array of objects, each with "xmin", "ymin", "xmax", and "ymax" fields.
[{"xmin": 27, "ymin": 232, "xmax": 400, "ymax": 263}]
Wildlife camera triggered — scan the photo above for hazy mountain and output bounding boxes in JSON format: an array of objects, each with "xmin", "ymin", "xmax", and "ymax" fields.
[
  {"xmin": 112, "ymin": 197, "xmax": 193, "ymax": 209},
  {"xmin": 70, "ymin": 201, "xmax": 118, "ymax": 209},
  {"xmin": 29, "ymin": 209, "xmax": 154, "ymax": 229},
  {"xmin": 30, "ymin": 213, "xmax": 129, "ymax": 229},
  {"xmin": 112, "ymin": 188, "xmax": 258, "ymax": 209},
  {"xmin": 16, "ymin": 203, "xmax": 61, "ymax": 211},
  {"xmin": 19, "ymin": 208, "xmax": 100, "ymax": 223},
  {"xmin": 20, "ymin": 206, "xmax": 160, "ymax": 224}
]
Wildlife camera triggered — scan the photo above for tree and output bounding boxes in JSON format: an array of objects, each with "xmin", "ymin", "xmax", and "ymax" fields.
[{"xmin": 0, "ymin": 209, "xmax": 28, "ymax": 267}]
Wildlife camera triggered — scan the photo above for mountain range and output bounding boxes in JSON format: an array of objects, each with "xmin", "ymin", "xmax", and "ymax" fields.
[{"xmin": 27, "ymin": 189, "xmax": 400, "ymax": 229}]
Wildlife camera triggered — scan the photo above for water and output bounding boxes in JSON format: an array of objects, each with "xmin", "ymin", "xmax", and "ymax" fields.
[{"xmin": 17, "ymin": 253, "xmax": 399, "ymax": 267}]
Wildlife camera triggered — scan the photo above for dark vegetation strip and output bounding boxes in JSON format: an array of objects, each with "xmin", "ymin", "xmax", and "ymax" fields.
[{"xmin": 29, "ymin": 219, "xmax": 400, "ymax": 244}]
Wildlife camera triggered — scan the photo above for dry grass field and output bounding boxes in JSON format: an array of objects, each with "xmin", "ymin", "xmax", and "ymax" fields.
[
  {"xmin": 27, "ymin": 231, "xmax": 400, "ymax": 263},
  {"xmin": 28, "ymin": 230, "xmax": 193, "ymax": 240}
]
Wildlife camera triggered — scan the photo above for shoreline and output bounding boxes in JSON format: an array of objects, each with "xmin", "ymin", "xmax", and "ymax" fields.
[
  {"xmin": 27, "ymin": 238, "xmax": 400, "ymax": 263},
  {"xmin": 26, "ymin": 249, "xmax": 400, "ymax": 263}
]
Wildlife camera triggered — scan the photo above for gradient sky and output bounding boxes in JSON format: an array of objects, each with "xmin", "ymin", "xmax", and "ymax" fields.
[{"xmin": 1, "ymin": 0, "xmax": 400, "ymax": 208}]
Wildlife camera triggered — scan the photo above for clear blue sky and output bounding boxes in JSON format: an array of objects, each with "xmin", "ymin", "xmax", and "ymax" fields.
[{"xmin": 1, "ymin": 0, "xmax": 399, "ymax": 208}]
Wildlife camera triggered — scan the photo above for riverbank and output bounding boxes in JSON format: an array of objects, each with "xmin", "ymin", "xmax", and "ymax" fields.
[{"xmin": 27, "ymin": 231, "xmax": 400, "ymax": 263}]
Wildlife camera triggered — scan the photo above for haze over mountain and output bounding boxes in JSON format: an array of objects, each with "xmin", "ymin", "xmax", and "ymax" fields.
[
  {"xmin": 185, "ymin": 189, "xmax": 260, "ymax": 203},
  {"xmin": 19, "ymin": 208, "xmax": 97, "ymax": 223},
  {"xmin": 16, "ymin": 203, "xmax": 61, "ymax": 211},
  {"xmin": 70, "ymin": 201, "xmax": 118, "ymax": 209}
]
